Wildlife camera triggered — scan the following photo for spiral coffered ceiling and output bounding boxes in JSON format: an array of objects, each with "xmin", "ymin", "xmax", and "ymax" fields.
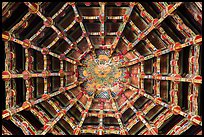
[{"xmin": 2, "ymin": 2, "xmax": 202, "ymax": 135}]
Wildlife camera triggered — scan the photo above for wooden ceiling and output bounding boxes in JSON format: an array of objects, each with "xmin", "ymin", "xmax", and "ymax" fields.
[{"xmin": 2, "ymin": 2, "xmax": 202, "ymax": 135}]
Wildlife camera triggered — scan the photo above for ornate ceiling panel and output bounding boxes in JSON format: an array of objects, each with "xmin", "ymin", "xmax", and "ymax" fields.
[{"xmin": 2, "ymin": 2, "xmax": 202, "ymax": 135}]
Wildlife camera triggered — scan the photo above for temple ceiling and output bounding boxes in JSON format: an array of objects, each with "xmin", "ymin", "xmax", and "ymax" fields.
[{"xmin": 2, "ymin": 2, "xmax": 202, "ymax": 135}]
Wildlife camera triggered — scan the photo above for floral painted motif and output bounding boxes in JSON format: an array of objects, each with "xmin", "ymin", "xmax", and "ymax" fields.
[{"xmin": 79, "ymin": 50, "xmax": 128, "ymax": 99}]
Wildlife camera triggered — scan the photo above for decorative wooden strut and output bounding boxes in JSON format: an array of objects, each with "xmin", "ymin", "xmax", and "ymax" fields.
[
  {"xmin": 2, "ymin": 32, "xmax": 77, "ymax": 64},
  {"xmin": 2, "ymin": 81, "xmax": 83, "ymax": 119},
  {"xmin": 71, "ymin": 2, "xmax": 96, "ymax": 58},
  {"xmin": 2, "ymin": 2, "xmax": 202, "ymax": 135},
  {"xmin": 121, "ymin": 92, "xmax": 158, "ymax": 135},
  {"xmin": 125, "ymin": 2, "xmax": 183, "ymax": 53},
  {"xmin": 123, "ymin": 83, "xmax": 202, "ymax": 126},
  {"xmin": 99, "ymin": 2, "xmax": 105, "ymax": 47},
  {"xmin": 73, "ymin": 92, "xmax": 95, "ymax": 135},
  {"xmin": 107, "ymin": 89, "xmax": 128, "ymax": 135},
  {"xmin": 110, "ymin": 2, "xmax": 136, "ymax": 56},
  {"xmin": 120, "ymin": 35, "xmax": 202, "ymax": 68},
  {"xmin": 24, "ymin": 2, "xmax": 86, "ymax": 66},
  {"xmin": 40, "ymin": 100, "xmax": 77, "ymax": 135}
]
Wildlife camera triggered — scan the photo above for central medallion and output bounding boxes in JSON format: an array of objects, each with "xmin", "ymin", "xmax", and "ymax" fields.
[
  {"xmin": 94, "ymin": 55, "xmax": 112, "ymax": 78},
  {"xmin": 79, "ymin": 50, "xmax": 128, "ymax": 99}
]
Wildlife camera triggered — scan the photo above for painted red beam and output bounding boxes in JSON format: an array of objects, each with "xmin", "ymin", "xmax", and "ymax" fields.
[
  {"xmin": 123, "ymin": 83, "xmax": 202, "ymax": 126},
  {"xmin": 120, "ymin": 35, "xmax": 202, "ymax": 67},
  {"xmin": 2, "ymin": 81, "xmax": 83, "ymax": 119},
  {"xmin": 2, "ymin": 32, "xmax": 77, "ymax": 65},
  {"xmin": 110, "ymin": 2, "xmax": 136, "ymax": 55},
  {"xmin": 127, "ymin": 3, "xmax": 183, "ymax": 52}
]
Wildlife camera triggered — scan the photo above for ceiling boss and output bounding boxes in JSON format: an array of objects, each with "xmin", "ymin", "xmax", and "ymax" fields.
[{"xmin": 79, "ymin": 50, "xmax": 128, "ymax": 99}]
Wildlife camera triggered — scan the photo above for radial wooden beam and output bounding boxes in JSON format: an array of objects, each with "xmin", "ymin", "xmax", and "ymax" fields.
[
  {"xmin": 116, "ymin": 92, "xmax": 140, "ymax": 116},
  {"xmin": 40, "ymin": 100, "xmax": 77, "ymax": 135},
  {"xmin": 2, "ymin": 81, "xmax": 83, "ymax": 119},
  {"xmin": 2, "ymin": 32, "xmax": 77, "ymax": 64},
  {"xmin": 99, "ymin": 2, "xmax": 106, "ymax": 47},
  {"xmin": 152, "ymin": 109, "xmax": 174, "ymax": 130},
  {"xmin": 125, "ymin": 2, "xmax": 183, "ymax": 53},
  {"xmin": 97, "ymin": 101, "xmax": 104, "ymax": 135},
  {"xmin": 71, "ymin": 3, "xmax": 96, "ymax": 56},
  {"xmin": 120, "ymin": 35, "xmax": 202, "ymax": 67},
  {"xmin": 9, "ymin": 12, "xmax": 31, "ymax": 33},
  {"xmin": 123, "ymin": 71, "xmax": 202, "ymax": 84},
  {"xmin": 30, "ymin": 107, "xmax": 48, "ymax": 125},
  {"xmin": 63, "ymin": 29, "xmax": 84, "ymax": 56},
  {"xmin": 170, "ymin": 13, "xmax": 196, "ymax": 37},
  {"xmin": 167, "ymin": 119, "xmax": 192, "ymax": 135},
  {"xmin": 110, "ymin": 2, "xmax": 135, "ymax": 56},
  {"xmin": 29, "ymin": 3, "xmax": 69, "ymax": 41},
  {"xmin": 123, "ymin": 83, "xmax": 202, "ymax": 126},
  {"xmin": 24, "ymin": 2, "xmax": 85, "ymax": 66},
  {"xmin": 63, "ymin": 115, "xmax": 77, "ymax": 130},
  {"xmin": 10, "ymin": 115, "xmax": 31, "ymax": 135},
  {"xmin": 121, "ymin": 93, "xmax": 158, "ymax": 135},
  {"xmin": 107, "ymin": 89, "xmax": 128, "ymax": 135},
  {"xmin": 73, "ymin": 93, "xmax": 95, "ymax": 135},
  {"xmin": 46, "ymin": 37, "xmax": 60, "ymax": 49},
  {"xmin": 81, "ymin": 126, "xmax": 120, "ymax": 134},
  {"xmin": 51, "ymin": 2, "xmax": 70, "ymax": 19},
  {"xmin": 29, "ymin": 25, "xmax": 46, "ymax": 41},
  {"xmin": 40, "ymin": 90, "xmax": 86, "ymax": 134},
  {"xmin": 2, "ymin": 71, "xmax": 80, "ymax": 80},
  {"xmin": 191, "ymin": 45, "xmax": 200, "ymax": 115}
]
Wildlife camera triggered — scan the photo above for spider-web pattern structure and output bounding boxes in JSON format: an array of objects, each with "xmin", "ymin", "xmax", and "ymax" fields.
[{"xmin": 2, "ymin": 2, "xmax": 202, "ymax": 135}]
